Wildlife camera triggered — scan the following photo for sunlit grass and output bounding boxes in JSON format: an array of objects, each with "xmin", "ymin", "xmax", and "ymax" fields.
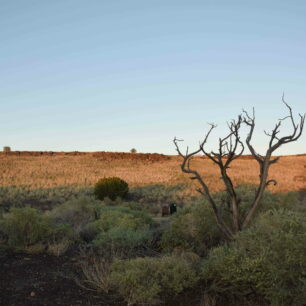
[{"xmin": 0, "ymin": 153, "xmax": 305, "ymax": 195}]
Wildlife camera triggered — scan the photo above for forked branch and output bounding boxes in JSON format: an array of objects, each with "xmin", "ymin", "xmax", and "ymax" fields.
[
  {"xmin": 242, "ymin": 97, "xmax": 305, "ymax": 229},
  {"xmin": 175, "ymin": 98, "xmax": 305, "ymax": 238}
]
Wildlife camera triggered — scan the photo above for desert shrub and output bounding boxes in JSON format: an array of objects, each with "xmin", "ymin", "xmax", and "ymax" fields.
[
  {"xmin": 47, "ymin": 238, "xmax": 72, "ymax": 256},
  {"xmin": 160, "ymin": 185, "xmax": 305, "ymax": 255},
  {"xmin": 0, "ymin": 207, "xmax": 73, "ymax": 253},
  {"xmin": 87, "ymin": 206, "xmax": 155, "ymax": 255},
  {"xmin": 129, "ymin": 184, "xmax": 187, "ymax": 215},
  {"xmin": 48, "ymin": 196, "xmax": 100, "ymax": 236},
  {"xmin": 101, "ymin": 196, "xmax": 143, "ymax": 211},
  {"xmin": 212, "ymin": 185, "xmax": 276, "ymax": 222},
  {"xmin": 93, "ymin": 227, "xmax": 154, "ymax": 255},
  {"xmin": 119, "ymin": 201, "xmax": 143, "ymax": 211},
  {"xmin": 111, "ymin": 254, "xmax": 200, "ymax": 305},
  {"xmin": 201, "ymin": 209, "xmax": 306, "ymax": 306},
  {"xmin": 130, "ymin": 184, "xmax": 185, "ymax": 203},
  {"xmin": 94, "ymin": 206, "xmax": 153, "ymax": 231},
  {"xmin": 214, "ymin": 185, "xmax": 306, "ymax": 220},
  {"xmin": 97, "ymin": 184, "xmax": 197, "ymax": 215},
  {"xmin": 160, "ymin": 198, "xmax": 223, "ymax": 255},
  {"xmin": 271, "ymin": 191, "xmax": 306, "ymax": 213},
  {"xmin": 0, "ymin": 185, "xmax": 93, "ymax": 211},
  {"xmin": 77, "ymin": 248, "xmax": 116, "ymax": 294},
  {"xmin": 94, "ymin": 177, "xmax": 129, "ymax": 201}
]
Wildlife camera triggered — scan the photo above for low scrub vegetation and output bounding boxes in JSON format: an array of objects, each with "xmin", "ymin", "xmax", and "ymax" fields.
[
  {"xmin": 201, "ymin": 209, "xmax": 306, "ymax": 305},
  {"xmin": 0, "ymin": 185, "xmax": 93, "ymax": 212},
  {"xmin": 0, "ymin": 181, "xmax": 305, "ymax": 305},
  {"xmin": 48, "ymin": 196, "xmax": 100, "ymax": 236},
  {"xmin": 111, "ymin": 254, "xmax": 200, "ymax": 305},
  {"xmin": 88, "ymin": 206, "xmax": 156, "ymax": 255},
  {"xmin": 0, "ymin": 207, "xmax": 73, "ymax": 254}
]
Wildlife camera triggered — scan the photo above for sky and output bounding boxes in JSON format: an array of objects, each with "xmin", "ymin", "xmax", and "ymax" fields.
[{"xmin": 0, "ymin": 0, "xmax": 305, "ymax": 155}]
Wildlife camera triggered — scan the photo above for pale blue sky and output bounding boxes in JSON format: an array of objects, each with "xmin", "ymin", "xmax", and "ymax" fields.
[{"xmin": 0, "ymin": 0, "xmax": 305, "ymax": 154}]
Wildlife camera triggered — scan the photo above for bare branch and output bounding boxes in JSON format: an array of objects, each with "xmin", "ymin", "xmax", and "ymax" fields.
[
  {"xmin": 174, "ymin": 128, "xmax": 234, "ymax": 240},
  {"xmin": 243, "ymin": 108, "xmax": 263, "ymax": 164},
  {"xmin": 266, "ymin": 179, "xmax": 277, "ymax": 186},
  {"xmin": 175, "ymin": 97, "xmax": 304, "ymax": 238},
  {"xmin": 242, "ymin": 98, "xmax": 305, "ymax": 229}
]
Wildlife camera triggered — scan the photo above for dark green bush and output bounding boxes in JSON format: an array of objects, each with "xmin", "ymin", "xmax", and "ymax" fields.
[
  {"xmin": 201, "ymin": 209, "xmax": 306, "ymax": 305},
  {"xmin": 0, "ymin": 207, "xmax": 73, "ymax": 253},
  {"xmin": 94, "ymin": 177, "xmax": 129, "ymax": 201},
  {"xmin": 111, "ymin": 254, "xmax": 200, "ymax": 305}
]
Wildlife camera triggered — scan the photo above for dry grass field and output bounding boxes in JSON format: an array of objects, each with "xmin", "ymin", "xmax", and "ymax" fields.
[{"xmin": 0, "ymin": 151, "xmax": 305, "ymax": 195}]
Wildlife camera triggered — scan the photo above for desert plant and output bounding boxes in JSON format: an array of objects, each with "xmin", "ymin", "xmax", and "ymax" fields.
[
  {"xmin": 94, "ymin": 177, "xmax": 129, "ymax": 201},
  {"xmin": 160, "ymin": 185, "xmax": 290, "ymax": 255},
  {"xmin": 77, "ymin": 248, "xmax": 116, "ymax": 294},
  {"xmin": 160, "ymin": 199, "xmax": 222, "ymax": 255},
  {"xmin": 174, "ymin": 97, "xmax": 305, "ymax": 239},
  {"xmin": 201, "ymin": 209, "xmax": 306, "ymax": 305},
  {"xmin": 0, "ymin": 185, "xmax": 94, "ymax": 211},
  {"xmin": 130, "ymin": 148, "xmax": 137, "ymax": 153},
  {"xmin": 48, "ymin": 196, "xmax": 100, "ymax": 236},
  {"xmin": 88, "ymin": 206, "xmax": 155, "ymax": 255},
  {"xmin": 93, "ymin": 206, "xmax": 153, "ymax": 231},
  {"xmin": 47, "ymin": 238, "xmax": 72, "ymax": 256},
  {"xmin": 0, "ymin": 207, "xmax": 73, "ymax": 253},
  {"xmin": 111, "ymin": 254, "xmax": 200, "ymax": 305},
  {"xmin": 129, "ymin": 184, "xmax": 187, "ymax": 215},
  {"xmin": 93, "ymin": 227, "xmax": 154, "ymax": 256}
]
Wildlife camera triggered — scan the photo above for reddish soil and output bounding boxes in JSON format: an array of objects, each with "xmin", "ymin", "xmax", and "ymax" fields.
[
  {"xmin": 0, "ymin": 252, "xmax": 124, "ymax": 306},
  {"xmin": 0, "ymin": 252, "xmax": 202, "ymax": 306}
]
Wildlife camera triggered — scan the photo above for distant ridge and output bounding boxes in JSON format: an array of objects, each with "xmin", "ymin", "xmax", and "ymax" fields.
[
  {"xmin": 0, "ymin": 151, "xmax": 170, "ymax": 162},
  {"xmin": 0, "ymin": 151, "xmax": 305, "ymax": 159}
]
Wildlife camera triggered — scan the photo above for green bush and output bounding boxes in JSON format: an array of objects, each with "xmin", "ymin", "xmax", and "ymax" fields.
[
  {"xmin": 160, "ymin": 199, "xmax": 223, "ymax": 255},
  {"xmin": 88, "ymin": 206, "xmax": 155, "ymax": 255},
  {"xmin": 93, "ymin": 227, "xmax": 154, "ymax": 255},
  {"xmin": 49, "ymin": 196, "xmax": 100, "ymax": 236},
  {"xmin": 218, "ymin": 185, "xmax": 305, "ymax": 218},
  {"xmin": 94, "ymin": 177, "xmax": 129, "ymax": 201},
  {"xmin": 0, "ymin": 207, "xmax": 73, "ymax": 253},
  {"xmin": 160, "ymin": 185, "xmax": 305, "ymax": 256},
  {"xmin": 93, "ymin": 206, "xmax": 153, "ymax": 232},
  {"xmin": 201, "ymin": 209, "xmax": 306, "ymax": 305},
  {"xmin": 212, "ymin": 184, "xmax": 277, "ymax": 223},
  {"xmin": 111, "ymin": 255, "xmax": 199, "ymax": 305}
]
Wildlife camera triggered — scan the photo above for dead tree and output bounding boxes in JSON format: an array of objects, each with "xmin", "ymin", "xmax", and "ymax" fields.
[{"xmin": 174, "ymin": 97, "xmax": 305, "ymax": 240}]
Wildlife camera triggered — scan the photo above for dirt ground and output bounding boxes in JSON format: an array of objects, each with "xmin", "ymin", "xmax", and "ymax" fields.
[{"xmin": 0, "ymin": 252, "xmax": 124, "ymax": 306}]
